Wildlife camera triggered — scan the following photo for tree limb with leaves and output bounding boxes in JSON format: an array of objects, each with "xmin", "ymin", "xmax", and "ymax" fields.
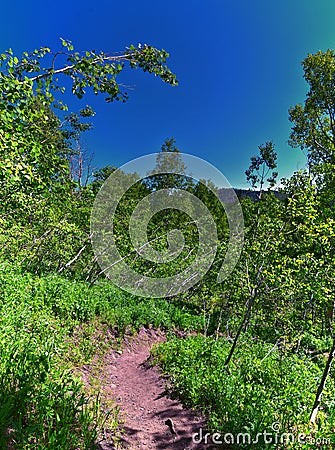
[{"xmin": 0, "ymin": 38, "xmax": 178, "ymax": 274}]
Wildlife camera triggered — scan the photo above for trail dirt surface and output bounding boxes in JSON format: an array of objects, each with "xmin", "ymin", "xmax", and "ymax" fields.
[{"xmin": 97, "ymin": 328, "xmax": 213, "ymax": 450}]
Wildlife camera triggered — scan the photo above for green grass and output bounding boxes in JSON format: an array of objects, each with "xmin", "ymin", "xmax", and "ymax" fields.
[
  {"xmin": 152, "ymin": 335, "xmax": 335, "ymax": 449},
  {"xmin": 2, "ymin": 262, "xmax": 335, "ymax": 449},
  {"xmin": 0, "ymin": 263, "xmax": 203, "ymax": 448}
]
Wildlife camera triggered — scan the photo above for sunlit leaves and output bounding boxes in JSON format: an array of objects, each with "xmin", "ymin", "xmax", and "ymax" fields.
[
  {"xmin": 289, "ymin": 50, "xmax": 335, "ymax": 197},
  {"xmin": 245, "ymin": 141, "xmax": 278, "ymax": 192}
]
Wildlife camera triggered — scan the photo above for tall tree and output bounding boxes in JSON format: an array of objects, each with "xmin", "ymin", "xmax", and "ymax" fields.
[
  {"xmin": 0, "ymin": 39, "xmax": 178, "ymax": 274},
  {"xmin": 289, "ymin": 49, "xmax": 335, "ymax": 423},
  {"xmin": 289, "ymin": 49, "xmax": 335, "ymax": 202},
  {"xmin": 0, "ymin": 40, "xmax": 178, "ymax": 198},
  {"xmin": 245, "ymin": 141, "xmax": 278, "ymax": 200},
  {"xmin": 146, "ymin": 138, "xmax": 192, "ymax": 192}
]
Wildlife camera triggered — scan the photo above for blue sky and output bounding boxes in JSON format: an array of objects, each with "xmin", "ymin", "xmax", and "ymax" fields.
[{"xmin": 1, "ymin": 1, "xmax": 335, "ymax": 188}]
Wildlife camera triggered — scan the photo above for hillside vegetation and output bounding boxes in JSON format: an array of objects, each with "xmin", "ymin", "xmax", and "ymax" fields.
[{"xmin": 0, "ymin": 41, "xmax": 334, "ymax": 448}]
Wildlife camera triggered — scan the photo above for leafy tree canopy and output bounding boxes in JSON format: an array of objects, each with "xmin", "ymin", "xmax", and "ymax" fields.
[
  {"xmin": 289, "ymin": 49, "xmax": 335, "ymax": 198},
  {"xmin": 0, "ymin": 39, "xmax": 178, "ymax": 198}
]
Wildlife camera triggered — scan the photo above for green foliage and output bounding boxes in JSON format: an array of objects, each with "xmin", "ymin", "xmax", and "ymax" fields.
[
  {"xmin": 0, "ymin": 264, "xmax": 204, "ymax": 448},
  {"xmin": 145, "ymin": 138, "xmax": 193, "ymax": 192},
  {"xmin": 0, "ymin": 265, "xmax": 105, "ymax": 448},
  {"xmin": 245, "ymin": 141, "xmax": 278, "ymax": 193},
  {"xmin": 0, "ymin": 40, "xmax": 177, "ymax": 104},
  {"xmin": 153, "ymin": 335, "xmax": 335, "ymax": 448},
  {"xmin": 0, "ymin": 39, "xmax": 178, "ymax": 276},
  {"xmin": 289, "ymin": 49, "xmax": 335, "ymax": 204},
  {"xmin": 1, "ymin": 38, "xmax": 335, "ymax": 448}
]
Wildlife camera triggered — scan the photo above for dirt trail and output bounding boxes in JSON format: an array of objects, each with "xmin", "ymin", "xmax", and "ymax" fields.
[{"xmin": 95, "ymin": 328, "xmax": 213, "ymax": 449}]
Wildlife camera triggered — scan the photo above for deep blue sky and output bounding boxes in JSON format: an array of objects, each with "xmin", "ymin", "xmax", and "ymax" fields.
[{"xmin": 2, "ymin": 1, "xmax": 335, "ymax": 188}]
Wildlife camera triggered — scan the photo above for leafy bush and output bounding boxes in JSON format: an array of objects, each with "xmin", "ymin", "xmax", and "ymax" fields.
[
  {"xmin": 0, "ymin": 264, "xmax": 104, "ymax": 448},
  {"xmin": 0, "ymin": 263, "xmax": 204, "ymax": 448},
  {"xmin": 153, "ymin": 335, "xmax": 335, "ymax": 448}
]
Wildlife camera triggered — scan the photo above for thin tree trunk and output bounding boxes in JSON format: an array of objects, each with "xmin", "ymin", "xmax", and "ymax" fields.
[
  {"xmin": 58, "ymin": 243, "xmax": 87, "ymax": 273},
  {"xmin": 310, "ymin": 336, "xmax": 335, "ymax": 423},
  {"xmin": 296, "ymin": 293, "xmax": 314, "ymax": 353},
  {"xmin": 215, "ymin": 309, "xmax": 223, "ymax": 341},
  {"xmin": 225, "ymin": 293, "xmax": 254, "ymax": 367}
]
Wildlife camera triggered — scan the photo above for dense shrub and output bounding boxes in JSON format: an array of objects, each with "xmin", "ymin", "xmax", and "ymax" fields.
[{"xmin": 153, "ymin": 335, "xmax": 335, "ymax": 449}]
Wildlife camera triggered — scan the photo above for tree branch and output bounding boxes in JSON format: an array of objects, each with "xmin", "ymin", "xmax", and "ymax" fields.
[{"xmin": 29, "ymin": 53, "xmax": 132, "ymax": 82}]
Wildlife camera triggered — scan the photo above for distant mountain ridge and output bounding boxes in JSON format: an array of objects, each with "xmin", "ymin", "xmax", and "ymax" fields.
[{"xmin": 218, "ymin": 188, "xmax": 286, "ymax": 203}]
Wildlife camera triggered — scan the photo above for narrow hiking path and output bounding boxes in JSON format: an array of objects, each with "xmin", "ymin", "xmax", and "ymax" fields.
[{"xmin": 89, "ymin": 328, "xmax": 213, "ymax": 449}]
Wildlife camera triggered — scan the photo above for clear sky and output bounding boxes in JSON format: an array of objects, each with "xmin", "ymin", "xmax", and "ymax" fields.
[{"xmin": 1, "ymin": 1, "xmax": 335, "ymax": 188}]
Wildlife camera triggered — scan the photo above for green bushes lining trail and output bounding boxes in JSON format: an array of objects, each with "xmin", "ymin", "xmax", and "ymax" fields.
[{"xmin": 0, "ymin": 264, "xmax": 202, "ymax": 449}]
